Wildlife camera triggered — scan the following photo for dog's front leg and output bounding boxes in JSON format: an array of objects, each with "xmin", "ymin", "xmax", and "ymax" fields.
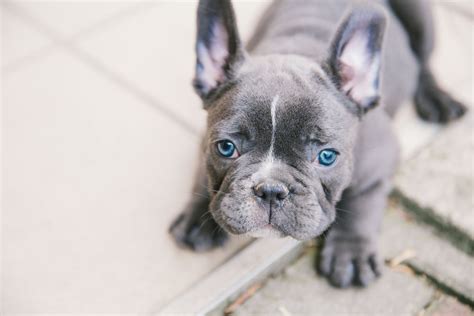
[
  {"xmin": 169, "ymin": 161, "xmax": 228, "ymax": 252},
  {"xmin": 318, "ymin": 179, "xmax": 392, "ymax": 288}
]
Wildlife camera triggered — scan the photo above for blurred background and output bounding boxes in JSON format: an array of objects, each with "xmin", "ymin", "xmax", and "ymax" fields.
[{"xmin": 1, "ymin": 0, "xmax": 473, "ymax": 314}]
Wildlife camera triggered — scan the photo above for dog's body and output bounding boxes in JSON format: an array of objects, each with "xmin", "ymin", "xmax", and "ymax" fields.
[
  {"xmin": 248, "ymin": 0, "xmax": 419, "ymax": 115},
  {"xmin": 170, "ymin": 0, "xmax": 466, "ymax": 288}
]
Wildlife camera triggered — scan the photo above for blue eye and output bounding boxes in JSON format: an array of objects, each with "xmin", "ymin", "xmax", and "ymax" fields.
[
  {"xmin": 318, "ymin": 149, "xmax": 338, "ymax": 166},
  {"xmin": 216, "ymin": 140, "xmax": 239, "ymax": 158}
]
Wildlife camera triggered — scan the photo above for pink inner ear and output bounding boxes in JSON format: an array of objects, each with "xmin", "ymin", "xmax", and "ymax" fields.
[
  {"xmin": 210, "ymin": 21, "xmax": 230, "ymax": 65},
  {"xmin": 339, "ymin": 30, "xmax": 380, "ymax": 105},
  {"xmin": 196, "ymin": 21, "xmax": 230, "ymax": 95},
  {"xmin": 339, "ymin": 61, "xmax": 355, "ymax": 88}
]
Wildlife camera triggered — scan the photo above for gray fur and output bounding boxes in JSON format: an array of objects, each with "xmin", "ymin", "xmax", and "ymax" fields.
[{"xmin": 170, "ymin": 0, "xmax": 466, "ymax": 287}]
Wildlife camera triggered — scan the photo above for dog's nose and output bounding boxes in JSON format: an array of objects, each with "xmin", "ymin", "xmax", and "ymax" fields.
[{"xmin": 253, "ymin": 181, "xmax": 289, "ymax": 204}]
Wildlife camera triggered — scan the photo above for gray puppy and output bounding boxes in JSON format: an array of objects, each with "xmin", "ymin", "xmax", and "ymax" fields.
[{"xmin": 170, "ymin": 0, "xmax": 466, "ymax": 287}]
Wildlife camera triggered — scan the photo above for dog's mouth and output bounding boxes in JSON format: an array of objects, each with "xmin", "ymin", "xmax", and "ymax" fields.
[{"xmin": 209, "ymin": 177, "xmax": 333, "ymax": 240}]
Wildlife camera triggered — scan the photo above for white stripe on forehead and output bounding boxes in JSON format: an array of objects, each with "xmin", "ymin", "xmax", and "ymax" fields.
[
  {"xmin": 257, "ymin": 95, "xmax": 280, "ymax": 177},
  {"xmin": 268, "ymin": 95, "xmax": 280, "ymax": 162}
]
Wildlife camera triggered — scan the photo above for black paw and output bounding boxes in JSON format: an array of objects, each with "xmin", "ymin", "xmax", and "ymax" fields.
[
  {"xmin": 169, "ymin": 211, "xmax": 229, "ymax": 252},
  {"xmin": 317, "ymin": 236, "xmax": 381, "ymax": 288},
  {"xmin": 415, "ymin": 70, "xmax": 467, "ymax": 123}
]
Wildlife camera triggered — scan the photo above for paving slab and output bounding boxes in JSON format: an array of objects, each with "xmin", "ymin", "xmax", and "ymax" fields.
[
  {"xmin": 382, "ymin": 206, "xmax": 474, "ymax": 304},
  {"xmin": 158, "ymin": 237, "xmax": 303, "ymax": 315},
  {"xmin": 439, "ymin": 0, "xmax": 474, "ymax": 19},
  {"xmin": 393, "ymin": 102, "xmax": 442, "ymax": 161},
  {"xmin": 8, "ymin": 0, "xmax": 141, "ymax": 38},
  {"xmin": 2, "ymin": 49, "xmax": 248, "ymax": 313},
  {"xmin": 395, "ymin": 111, "xmax": 474, "ymax": 241},
  {"xmin": 164, "ymin": 204, "xmax": 474, "ymax": 315},
  {"xmin": 233, "ymin": 248, "xmax": 435, "ymax": 316},
  {"xmin": 391, "ymin": 1, "xmax": 473, "ymax": 161},
  {"xmin": 424, "ymin": 295, "xmax": 473, "ymax": 316},
  {"xmin": 232, "ymin": 205, "xmax": 474, "ymax": 315},
  {"xmin": 78, "ymin": 1, "xmax": 270, "ymax": 133},
  {"xmin": 1, "ymin": 4, "xmax": 52, "ymax": 69},
  {"xmin": 391, "ymin": 1, "xmax": 473, "ymax": 162},
  {"xmin": 431, "ymin": 2, "xmax": 473, "ymax": 93}
]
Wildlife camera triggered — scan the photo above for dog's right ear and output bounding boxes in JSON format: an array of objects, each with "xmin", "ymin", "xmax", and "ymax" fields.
[
  {"xmin": 193, "ymin": 0, "xmax": 244, "ymax": 100},
  {"xmin": 327, "ymin": 5, "xmax": 387, "ymax": 113}
]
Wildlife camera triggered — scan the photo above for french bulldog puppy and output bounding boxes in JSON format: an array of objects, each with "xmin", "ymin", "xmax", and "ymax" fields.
[{"xmin": 170, "ymin": 0, "xmax": 466, "ymax": 287}]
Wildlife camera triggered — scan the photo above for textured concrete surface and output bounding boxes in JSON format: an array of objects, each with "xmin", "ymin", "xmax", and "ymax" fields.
[
  {"xmin": 382, "ymin": 206, "xmax": 474, "ymax": 303},
  {"xmin": 395, "ymin": 112, "xmax": 474, "ymax": 240},
  {"xmin": 78, "ymin": 1, "xmax": 271, "ymax": 132},
  {"xmin": 2, "ymin": 49, "xmax": 251, "ymax": 313},
  {"xmin": 233, "ymin": 206, "xmax": 474, "ymax": 315},
  {"xmin": 159, "ymin": 238, "xmax": 303, "ymax": 315},
  {"xmin": 430, "ymin": 1, "xmax": 473, "ymax": 96},
  {"xmin": 1, "ymin": 6, "xmax": 52, "ymax": 68},
  {"xmin": 233, "ymin": 248, "xmax": 435, "ymax": 316},
  {"xmin": 424, "ymin": 296, "xmax": 473, "ymax": 316},
  {"xmin": 394, "ymin": 0, "xmax": 474, "ymax": 241}
]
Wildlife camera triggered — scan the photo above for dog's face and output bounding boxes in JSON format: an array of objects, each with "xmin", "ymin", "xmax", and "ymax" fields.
[
  {"xmin": 205, "ymin": 56, "xmax": 358, "ymax": 240},
  {"xmin": 194, "ymin": 0, "xmax": 386, "ymax": 240}
]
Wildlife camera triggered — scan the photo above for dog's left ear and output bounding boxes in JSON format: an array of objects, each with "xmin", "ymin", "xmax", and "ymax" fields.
[
  {"xmin": 193, "ymin": 0, "xmax": 245, "ymax": 101},
  {"xmin": 328, "ymin": 6, "xmax": 387, "ymax": 112}
]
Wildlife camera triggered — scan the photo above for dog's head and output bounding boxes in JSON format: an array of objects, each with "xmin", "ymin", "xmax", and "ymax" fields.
[{"xmin": 194, "ymin": 0, "xmax": 386, "ymax": 240}]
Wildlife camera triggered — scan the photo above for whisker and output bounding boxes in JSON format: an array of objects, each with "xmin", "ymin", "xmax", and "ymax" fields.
[
  {"xmin": 199, "ymin": 215, "xmax": 213, "ymax": 229},
  {"xmin": 192, "ymin": 192, "xmax": 209, "ymax": 199},
  {"xmin": 335, "ymin": 207, "xmax": 354, "ymax": 214},
  {"xmin": 211, "ymin": 223, "xmax": 223, "ymax": 236},
  {"xmin": 332, "ymin": 214, "xmax": 353, "ymax": 226},
  {"xmin": 199, "ymin": 210, "xmax": 212, "ymax": 220}
]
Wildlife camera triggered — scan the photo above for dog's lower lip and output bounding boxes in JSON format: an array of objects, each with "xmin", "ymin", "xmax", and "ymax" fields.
[
  {"xmin": 265, "ymin": 223, "xmax": 286, "ymax": 234},
  {"xmin": 265, "ymin": 223, "xmax": 279, "ymax": 231}
]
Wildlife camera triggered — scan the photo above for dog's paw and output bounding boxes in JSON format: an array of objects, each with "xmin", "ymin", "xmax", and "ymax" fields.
[
  {"xmin": 169, "ymin": 211, "xmax": 228, "ymax": 252},
  {"xmin": 415, "ymin": 71, "xmax": 467, "ymax": 123},
  {"xmin": 318, "ymin": 236, "xmax": 381, "ymax": 288}
]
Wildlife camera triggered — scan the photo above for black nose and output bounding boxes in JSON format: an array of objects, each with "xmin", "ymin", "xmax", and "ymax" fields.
[{"xmin": 253, "ymin": 181, "xmax": 289, "ymax": 204}]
